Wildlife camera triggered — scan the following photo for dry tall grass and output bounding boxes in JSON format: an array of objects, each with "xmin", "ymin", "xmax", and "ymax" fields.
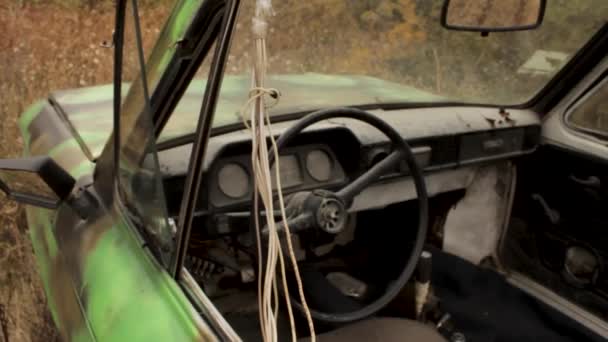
[{"xmin": 0, "ymin": 2, "xmax": 170, "ymax": 340}]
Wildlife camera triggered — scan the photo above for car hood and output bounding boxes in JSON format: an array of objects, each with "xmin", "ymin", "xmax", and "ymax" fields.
[{"xmin": 48, "ymin": 73, "xmax": 442, "ymax": 159}]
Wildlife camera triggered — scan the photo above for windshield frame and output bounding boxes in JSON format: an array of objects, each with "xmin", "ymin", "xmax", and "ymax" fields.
[
  {"xmin": 154, "ymin": 22, "xmax": 608, "ymax": 153},
  {"xmin": 94, "ymin": 0, "xmax": 239, "ymax": 277},
  {"xmin": 156, "ymin": 4, "xmax": 608, "ymax": 151},
  {"xmin": 94, "ymin": 0, "xmax": 227, "ymax": 267},
  {"xmin": 94, "ymin": 0, "xmax": 607, "ymax": 275},
  {"xmin": 156, "ymin": 1, "xmax": 607, "ymax": 143},
  {"xmin": 526, "ymin": 24, "xmax": 608, "ymax": 115},
  {"xmin": 95, "ymin": 0, "xmax": 224, "ymax": 198},
  {"xmin": 100, "ymin": 2, "xmax": 608, "ymax": 157}
]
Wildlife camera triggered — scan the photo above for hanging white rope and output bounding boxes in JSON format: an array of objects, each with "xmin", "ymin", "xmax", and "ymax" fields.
[{"xmin": 243, "ymin": 1, "xmax": 316, "ymax": 341}]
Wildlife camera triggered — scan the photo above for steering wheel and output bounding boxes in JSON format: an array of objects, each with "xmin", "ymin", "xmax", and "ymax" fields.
[{"xmin": 252, "ymin": 107, "xmax": 429, "ymax": 323}]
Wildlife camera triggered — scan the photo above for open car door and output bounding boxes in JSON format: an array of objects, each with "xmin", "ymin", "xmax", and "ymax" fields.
[{"xmin": 502, "ymin": 57, "xmax": 608, "ymax": 335}]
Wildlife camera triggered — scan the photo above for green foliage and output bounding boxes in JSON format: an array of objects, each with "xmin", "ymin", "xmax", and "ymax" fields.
[{"xmin": 221, "ymin": 0, "xmax": 606, "ymax": 105}]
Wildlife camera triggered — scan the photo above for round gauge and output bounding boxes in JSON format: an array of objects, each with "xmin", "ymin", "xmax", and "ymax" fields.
[
  {"xmin": 306, "ymin": 149, "xmax": 333, "ymax": 182},
  {"xmin": 217, "ymin": 163, "xmax": 249, "ymax": 198}
]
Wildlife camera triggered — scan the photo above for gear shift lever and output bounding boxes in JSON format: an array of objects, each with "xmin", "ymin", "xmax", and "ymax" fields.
[{"xmin": 415, "ymin": 250, "xmax": 433, "ymax": 319}]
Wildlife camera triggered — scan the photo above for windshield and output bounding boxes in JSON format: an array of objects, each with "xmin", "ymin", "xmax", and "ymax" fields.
[{"xmin": 160, "ymin": 0, "xmax": 606, "ymax": 142}]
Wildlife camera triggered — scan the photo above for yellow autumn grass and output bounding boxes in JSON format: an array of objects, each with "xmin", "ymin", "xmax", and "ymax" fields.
[{"xmin": 0, "ymin": 2, "xmax": 170, "ymax": 340}]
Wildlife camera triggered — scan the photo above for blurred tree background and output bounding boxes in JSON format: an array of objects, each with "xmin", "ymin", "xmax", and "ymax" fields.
[{"xmin": 221, "ymin": 0, "xmax": 603, "ymax": 104}]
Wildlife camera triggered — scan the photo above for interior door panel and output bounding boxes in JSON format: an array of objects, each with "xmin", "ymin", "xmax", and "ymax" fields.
[{"xmin": 502, "ymin": 70, "xmax": 608, "ymax": 320}]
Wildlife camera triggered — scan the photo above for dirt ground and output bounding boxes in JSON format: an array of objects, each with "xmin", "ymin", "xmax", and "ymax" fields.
[{"xmin": 0, "ymin": 2, "xmax": 168, "ymax": 341}]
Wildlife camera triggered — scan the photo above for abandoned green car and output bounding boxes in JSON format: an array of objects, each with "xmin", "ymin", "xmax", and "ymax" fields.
[{"xmin": 2, "ymin": 0, "xmax": 608, "ymax": 341}]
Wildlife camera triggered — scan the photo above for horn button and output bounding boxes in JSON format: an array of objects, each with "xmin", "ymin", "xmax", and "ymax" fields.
[
  {"xmin": 316, "ymin": 195, "xmax": 347, "ymax": 234},
  {"xmin": 298, "ymin": 190, "xmax": 347, "ymax": 234}
]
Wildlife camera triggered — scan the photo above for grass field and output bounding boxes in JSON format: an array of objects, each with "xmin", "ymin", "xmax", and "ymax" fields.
[{"xmin": 0, "ymin": 2, "xmax": 170, "ymax": 340}]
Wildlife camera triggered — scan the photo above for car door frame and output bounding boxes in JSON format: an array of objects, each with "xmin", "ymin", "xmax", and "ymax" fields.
[
  {"xmin": 161, "ymin": 0, "xmax": 242, "ymax": 277},
  {"xmin": 74, "ymin": 0, "xmax": 242, "ymax": 338},
  {"xmin": 94, "ymin": 0, "xmax": 228, "ymax": 204},
  {"xmin": 98, "ymin": 0, "xmax": 244, "ymax": 278},
  {"xmin": 529, "ymin": 24, "xmax": 608, "ymax": 117},
  {"xmin": 542, "ymin": 57, "xmax": 608, "ymax": 159},
  {"xmin": 92, "ymin": 0, "xmax": 235, "ymax": 270},
  {"xmin": 501, "ymin": 52, "xmax": 608, "ymax": 338}
]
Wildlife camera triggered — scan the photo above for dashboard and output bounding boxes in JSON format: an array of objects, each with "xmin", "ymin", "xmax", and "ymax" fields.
[
  {"xmin": 159, "ymin": 106, "xmax": 541, "ymax": 215},
  {"xmin": 208, "ymin": 144, "xmax": 347, "ymax": 207}
]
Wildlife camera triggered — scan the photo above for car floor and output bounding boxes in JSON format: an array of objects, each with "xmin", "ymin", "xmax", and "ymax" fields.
[
  {"xmin": 431, "ymin": 249, "xmax": 606, "ymax": 342},
  {"xmin": 223, "ymin": 249, "xmax": 606, "ymax": 342}
]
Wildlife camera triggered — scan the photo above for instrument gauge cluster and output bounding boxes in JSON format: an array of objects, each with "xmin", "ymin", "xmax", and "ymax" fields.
[
  {"xmin": 209, "ymin": 145, "xmax": 345, "ymax": 208},
  {"xmin": 305, "ymin": 149, "xmax": 333, "ymax": 182},
  {"xmin": 217, "ymin": 163, "xmax": 249, "ymax": 199}
]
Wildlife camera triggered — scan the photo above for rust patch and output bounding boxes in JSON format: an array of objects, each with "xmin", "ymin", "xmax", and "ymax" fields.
[
  {"xmin": 52, "ymin": 203, "xmax": 116, "ymax": 298},
  {"xmin": 79, "ymin": 211, "xmax": 116, "ymax": 258},
  {"xmin": 499, "ymin": 108, "xmax": 516, "ymax": 126},
  {"xmin": 484, "ymin": 116, "xmax": 496, "ymax": 127},
  {"xmin": 27, "ymin": 104, "xmax": 73, "ymax": 156},
  {"xmin": 47, "ymin": 254, "xmax": 87, "ymax": 341}
]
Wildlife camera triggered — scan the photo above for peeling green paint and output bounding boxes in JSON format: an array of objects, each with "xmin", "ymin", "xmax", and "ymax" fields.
[
  {"xmin": 82, "ymin": 212, "xmax": 212, "ymax": 341},
  {"xmin": 19, "ymin": 100, "xmax": 46, "ymax": 152},
  {"xmin": 52, "ymin": 84, "xmax": 116, "ymax": 105},
  {"xmin": 13, "ymin": 1, "xmax": 223, "ymax": 341},
  {"xmin": 150, "ymin": 0, "xmax": 206, "ymax": 85},
  {"xmin": 26, "ymin": 208, "xmax": 62, "ymax": 334},
  {"xmin": 72, "ymin": 326, "xmax": 96, "ymax": 342},
  {"xmin": 19, "ymin": 102, "xmax": 215, "ymax": 341}
]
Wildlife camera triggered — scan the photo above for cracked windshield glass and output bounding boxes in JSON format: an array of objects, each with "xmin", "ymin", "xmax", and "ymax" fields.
[{"xmin": 160, "ymin": 0, "xmax": 606, "ymax": 142}]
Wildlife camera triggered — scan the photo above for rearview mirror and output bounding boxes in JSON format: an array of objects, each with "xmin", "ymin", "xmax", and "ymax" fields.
[
  {"xmin": 0, "ymin": 156, "xmax": 76, "ymax": 209},
  {"xmin": 441, "ymin": 0, "xmax": 546, "ymax": 33}
]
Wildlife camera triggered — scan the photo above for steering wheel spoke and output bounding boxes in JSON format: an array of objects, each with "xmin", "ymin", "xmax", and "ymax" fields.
[
  {"xmin": 262, "ymin": 212, "xmax": 314, "ymax": 235},
  {"xmin": 336, "ymin": 149, "xmax": 404, "ymax": 204}
]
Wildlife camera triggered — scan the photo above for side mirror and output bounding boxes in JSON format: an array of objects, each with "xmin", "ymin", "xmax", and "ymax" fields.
[
  {"xmin": 441, "ymin": 0, "xmax": 546, "ymax": 33},
  {"xmin": 0, "ymin": 156, "xmax": 76, "ymax": 209}
]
